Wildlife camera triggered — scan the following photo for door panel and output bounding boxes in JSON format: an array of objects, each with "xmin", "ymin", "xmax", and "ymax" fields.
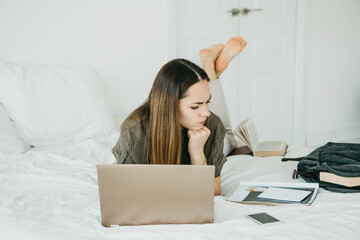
[
  {"xmin": 175, "ymin": 0, "xmax": 296, "ymax": 142},
  {"xmin": 238, "ymin": 0, "xmax": 296, "ymax": 141},
  {"xmin": 176, "ymin": 0, "xmax": 239, "ymax": 126}
]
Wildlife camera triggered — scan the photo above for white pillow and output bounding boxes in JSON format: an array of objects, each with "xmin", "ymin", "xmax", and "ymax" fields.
[
  {"xmin": 0, "ymin": 104, "xmax": 30, "ymax": 154},
  {"xmin": 0, "ymin": 61, "xmax": 116, "ymax": 147}
]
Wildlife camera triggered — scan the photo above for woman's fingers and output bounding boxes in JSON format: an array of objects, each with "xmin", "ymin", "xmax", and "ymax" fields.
[
  {"xmin": 187, "ymin": 126, "xmax": 210, "ymax": 139},
  {"xmin": 187, "ymin": 126, "xmax": 211, "ymax": 164}
]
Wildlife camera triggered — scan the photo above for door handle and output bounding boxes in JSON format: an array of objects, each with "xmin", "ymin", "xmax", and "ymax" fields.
[
  {"xmin": 227, "ymin": 8, "xmax": 263, "ymax": 16},
  {"xmin": 227, "ymin": 8, "xmax": 240, "ymax": 16},
  {"xmin": 241, "ymin": 8, "xmax": 263, "ymax": 15}
]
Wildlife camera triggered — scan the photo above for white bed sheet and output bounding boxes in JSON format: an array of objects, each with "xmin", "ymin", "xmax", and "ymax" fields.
[{"xmin": 0, "ymin": 133, "xmax": 359, "ymax": 240}]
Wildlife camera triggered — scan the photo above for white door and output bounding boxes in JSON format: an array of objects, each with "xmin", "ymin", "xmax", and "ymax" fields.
[{"xmin": 175, "ymin": 0, "xmax": 296, "ymax": 143}]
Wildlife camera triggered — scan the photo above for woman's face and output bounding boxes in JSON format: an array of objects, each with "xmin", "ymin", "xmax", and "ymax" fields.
[{"xmin": 179, "ymin": 80, "xmax": 211, "ymax": 130}]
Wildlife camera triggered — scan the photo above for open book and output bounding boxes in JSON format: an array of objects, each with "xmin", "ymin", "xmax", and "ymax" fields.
[
  {"xmin": 233, "ymin": 118, "xmax": 287, "ymax": 157},
  {"xmin": 226, "ymin": 181, "xmax": 319, "ymax": 206}
]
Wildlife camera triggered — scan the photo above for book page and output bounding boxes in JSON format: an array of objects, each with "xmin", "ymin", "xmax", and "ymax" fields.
[
  {"xmin": 257, "ymin": 187, "xmax": 312, "ymax": 202},
  {"xmin": 241, "ymin": 123, "xmax": 252, "ymax": 148},
  {"xmin": 244, "ymin": 119, "xmax": 259, "ymax": 150},
  {"xmin": 256, "ymin": 141, "xmax": 285, "ymax": 151},
  {"xmin": 233, "ymin": 120, "xmax": 252, "ymax": 149}
]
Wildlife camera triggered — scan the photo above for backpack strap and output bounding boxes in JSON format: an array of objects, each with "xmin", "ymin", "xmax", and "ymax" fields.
[
  {"xmin": 281, "ymin": 157, "xmax": 305, "ymax": 180},
  {"xmin": 281, "ymin": 157, "xmax": 305, "ymax": 162},
  {"xmin": 292, "ymin": 169, "xmax": 299, "ymax": 179},
  {"xmin": 281, "ymin": 157, "xmax": 305, "ymax": 179}
]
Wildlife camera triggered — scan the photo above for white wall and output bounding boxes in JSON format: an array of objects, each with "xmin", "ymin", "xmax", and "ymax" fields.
[
  {"xmin": 302, "ymin": 0, "xmax": 360, "ymax": 146},
  {"xmin": 0, "ymin": 0, "xmax": 169, "ymax": 119},
  {"xmin": 1, "ymin": 0, "xmax": 359, "ymax": 146}
]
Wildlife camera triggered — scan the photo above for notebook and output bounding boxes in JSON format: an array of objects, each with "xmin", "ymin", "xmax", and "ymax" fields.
[
  {"xmin": 257, "ymin": 187, "xmax": 312, "ymax": 202},
  {"xmin": 226, "ymin": 181, "xmax": 319, "ymax": 206},
  {"xmin": 97, "ymin": 164, "xmax": 215, "ymax": 226}
]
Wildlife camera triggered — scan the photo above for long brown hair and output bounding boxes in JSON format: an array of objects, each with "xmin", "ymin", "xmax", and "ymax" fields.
[{"xmin": 126, "ymin": 59, "xmax": 209, "ymax": 164}]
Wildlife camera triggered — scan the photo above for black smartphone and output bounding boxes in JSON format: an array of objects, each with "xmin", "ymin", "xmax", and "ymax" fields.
[{"xmin": 246, "ymin": 212, "xmax": 280, "ymax": 225}]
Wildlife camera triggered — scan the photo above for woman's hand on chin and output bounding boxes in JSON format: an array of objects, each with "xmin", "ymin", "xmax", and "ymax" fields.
[{"xmin": 187, "ymin": 126, "xmax": 210, "ymax": 165}]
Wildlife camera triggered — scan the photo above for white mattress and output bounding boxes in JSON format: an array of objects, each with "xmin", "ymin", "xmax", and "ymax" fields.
[{"xmin": 1, "ymin": 133, "xmax": 359, "ymax": 240}]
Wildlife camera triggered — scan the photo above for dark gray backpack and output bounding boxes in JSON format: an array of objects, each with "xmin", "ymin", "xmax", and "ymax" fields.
[{"xmin": 291, "ymin": 142, "xmax": 360, "ymax": 193}]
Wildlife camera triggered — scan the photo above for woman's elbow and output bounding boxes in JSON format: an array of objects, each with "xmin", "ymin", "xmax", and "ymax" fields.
[
  {"xmin": 214, "ymin": 176, "xmax": 221, "ymax": 196},
  {"xmin": 214, "ymin": 187, "xmax": 221, "ymax": 196}
]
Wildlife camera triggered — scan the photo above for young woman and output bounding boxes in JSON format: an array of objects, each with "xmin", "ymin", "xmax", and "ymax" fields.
[{"xmin": 112, "ymin": 37, "xmax": 247, "ymax": 195}]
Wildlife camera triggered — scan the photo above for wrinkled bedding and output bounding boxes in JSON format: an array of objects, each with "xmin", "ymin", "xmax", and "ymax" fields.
[{"xmin": 1, "ymin": 132, "xmax": 359, "ymax": 240}]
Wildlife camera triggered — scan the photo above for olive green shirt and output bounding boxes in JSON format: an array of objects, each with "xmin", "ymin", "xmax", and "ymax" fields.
[{"xmin": 112, "ymin": 113, "xmax": 227, "ymax": 177}]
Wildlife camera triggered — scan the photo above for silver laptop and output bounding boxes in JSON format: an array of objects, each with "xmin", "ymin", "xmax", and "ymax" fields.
[{"xmin": 97, "ymin": 164, "xmax": 215, "ymax": 226}]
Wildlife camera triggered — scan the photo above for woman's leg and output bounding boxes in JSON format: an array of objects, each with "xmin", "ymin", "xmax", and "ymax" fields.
[
  {"xmin": 199, "ymin": 43, "xmax": 224, "ymax": 81},
  {"xmin": 208, "ymin": 79, "xmax": 238, "ymax": 156},
  {"xmin": 215, "ymin": 37, "xmax": 247, "ymax": 77},
  {"xmin": 199, "ymin": 37, "xmax": 247, "ymax": 156}
]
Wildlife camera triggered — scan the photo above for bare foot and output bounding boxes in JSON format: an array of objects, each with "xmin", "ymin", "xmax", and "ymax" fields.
[
  {"xmin": 215, "ymin": 37, "xmax": 247, "ymax": 74},
  {"xmin": 199, "ymin": 43, "xmax": 224, "ymax": 81}
]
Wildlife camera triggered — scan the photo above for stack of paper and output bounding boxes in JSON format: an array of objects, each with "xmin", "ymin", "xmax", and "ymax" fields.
[
  {"xmin": 226, "ymin": 181, "xmax": 319, "ymax": 206},
  {"xmin": 257, "ymin": 187, "xmax": 312, "ymax": 202}
]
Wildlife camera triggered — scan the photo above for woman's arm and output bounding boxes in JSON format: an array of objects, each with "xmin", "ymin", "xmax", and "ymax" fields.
[
  {"xmin": 112, "ymin": 125, "xmax": 146, "ymax": 164},
  {"xmin": 208, "ymin": 79, "xmax": 238, "ymax": 156},
  {"xmin": 214, "ymin": 176, "xmax": 221, "ymax": 196},
  {"xmin": 187, "ymin": 125, "xmax": 211, "ymax": 165},
  {"xmin": 190, "ymin": 156, "xmax": 222, "ymax": 196},
  {"xmin": 187, "ymin": 125, "xmax": 224, "ymax": 196}
]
